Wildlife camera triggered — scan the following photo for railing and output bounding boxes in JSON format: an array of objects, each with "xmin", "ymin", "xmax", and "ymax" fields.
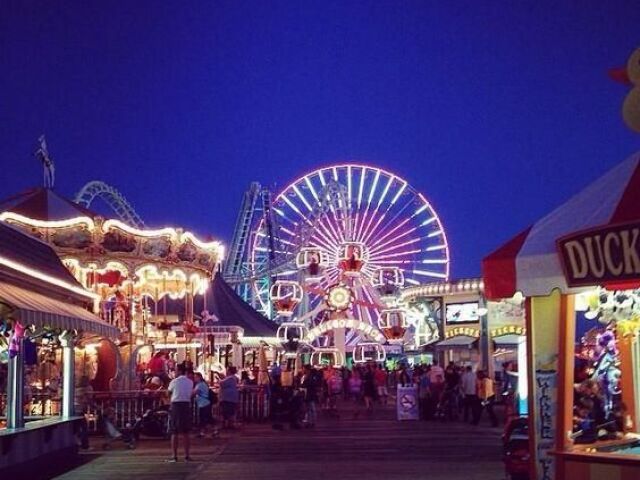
[{"xmin": 83, "ymin": 386, "xmax": 270, "ymax": 433}]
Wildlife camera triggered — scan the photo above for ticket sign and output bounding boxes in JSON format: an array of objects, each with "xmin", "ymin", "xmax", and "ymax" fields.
[
  {"xmin": 445, "ymin": 326, "xmax": 479, "ymax": 339},
  {"xmin": 490, "ymin": 325, "xmax": 526, "ymax": 337},
  {"xmin": 396, "ymin": 385, "xmax": 419, "ymax": 421},
  {"xmin": 557, "ymin": 221, "xmax": 640, "ymax": 287}
]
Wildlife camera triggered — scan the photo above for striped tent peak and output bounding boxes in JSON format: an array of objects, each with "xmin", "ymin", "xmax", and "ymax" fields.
[{"xmin": 520, "ymin": 152, "xmax": 640, "ymax": 257}]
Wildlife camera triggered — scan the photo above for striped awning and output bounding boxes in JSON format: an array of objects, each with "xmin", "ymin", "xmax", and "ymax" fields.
[
  {"xmin": 0, "ymin": 282, "xmax": 118, "ymax": 337},
  {"xmin": 435, "ymin": 335, "xmax": 478, "ymax": 350},
  {"xmin": 492, "ymin": 334, "xmax": 523, "ymax": 349},
  {"xmin": 483, "ymin": 151, "xmax": 640, "ymax": 299}
]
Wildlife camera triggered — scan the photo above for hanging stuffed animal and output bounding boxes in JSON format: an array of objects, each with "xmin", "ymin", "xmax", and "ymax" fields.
[
  {"xmin": 9, "ymin": 321, "xmax": 26, "ymax": 359},
  {"xmin": 591, "ymin": 329, "xmax": 622, "ymax": 418}
]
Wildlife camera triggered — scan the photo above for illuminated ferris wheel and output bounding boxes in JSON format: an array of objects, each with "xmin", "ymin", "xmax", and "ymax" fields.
[{"xmin": 250, "ymin": 164, "xmax": 450, "ymax": 340}]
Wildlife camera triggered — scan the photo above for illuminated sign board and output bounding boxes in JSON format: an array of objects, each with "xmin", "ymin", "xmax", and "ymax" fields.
[
  {"xmin": 558, "ymin": 221, "xmax": 640, "ymax": 287},
  {"xmin": 490, "ymin": 325, "xmax": 526, "ymax": 337},
  {"xmin": 445, "ymin": 302, "xmax": 479, "ymax": 324},
  {"xmin": 305, "ymin": 318, "xmax": 386, "ymax": 343},
  {"xmin": 444, "ymin": 326, "xmax": 479, "ymax": 339}
]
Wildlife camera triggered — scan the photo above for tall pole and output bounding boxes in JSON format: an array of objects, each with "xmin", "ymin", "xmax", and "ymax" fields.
[
  {"xmin": 7, "ymin": 337, "xmax": 25, "ymax": 429},
  {"xmin": 60, "ymin": 331, "xmax": 76, "ymax": 419}
]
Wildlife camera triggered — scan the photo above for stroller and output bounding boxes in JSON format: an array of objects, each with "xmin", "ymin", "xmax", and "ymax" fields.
[
  {"xmin": 99, "ymin": 407, "xmax": 137, "ymax": 449},
  {"xmin": 271, "ymin": 387, "xmax": 304, "ymax": 430}
]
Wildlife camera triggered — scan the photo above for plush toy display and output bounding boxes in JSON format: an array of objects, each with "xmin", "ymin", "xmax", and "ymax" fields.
[{"xmin": 8, "ymin": 321, "xmax": 26, "ymax": 359}]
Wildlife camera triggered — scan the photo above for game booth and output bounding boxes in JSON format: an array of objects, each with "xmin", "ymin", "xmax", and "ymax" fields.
[{"xmin": 483, "ymin": 152, "xmax": 640, "ymax": 480}]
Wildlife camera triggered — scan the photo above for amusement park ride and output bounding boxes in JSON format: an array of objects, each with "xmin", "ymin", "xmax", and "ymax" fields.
[
  {"xmin": 15, "ymin": 143, "xmax": 452, "ymax": 366},
  {"xmin": 224, "ymin": 164, "xmax": 451, "ymax": 363}
]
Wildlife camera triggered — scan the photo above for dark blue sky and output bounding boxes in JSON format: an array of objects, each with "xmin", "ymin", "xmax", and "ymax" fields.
[{"xmin": 1, "ymin": 2, "xmax": 639, "ymax": 278}]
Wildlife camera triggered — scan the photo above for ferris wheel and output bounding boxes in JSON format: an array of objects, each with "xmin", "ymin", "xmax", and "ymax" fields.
[{"xmin": 250, "ymin": 163, "xmax": 450, "ymax": 343}]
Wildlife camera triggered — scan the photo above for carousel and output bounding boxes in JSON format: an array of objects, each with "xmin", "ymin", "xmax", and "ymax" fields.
[{"xmin": 0, "ymin": 187, "xmax": 223, "ymax": 389}]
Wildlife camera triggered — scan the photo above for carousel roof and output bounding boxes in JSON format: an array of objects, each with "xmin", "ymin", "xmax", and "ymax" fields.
[
  {"xmin": 0, "ymin": 221, "xmax": 81, "ymax": 288},
  {"xmin": 0, "ymin": 187, "xmax": 96, "ymax": 221},
  {"xmin": 196, "ymin": 273, "xmax": 278, "ymax": 337}
]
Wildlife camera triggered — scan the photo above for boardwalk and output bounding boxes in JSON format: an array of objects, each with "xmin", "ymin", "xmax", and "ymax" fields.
[{"xmin": 53, "ymin": 401, "xmax": 504, "ymax": 480}]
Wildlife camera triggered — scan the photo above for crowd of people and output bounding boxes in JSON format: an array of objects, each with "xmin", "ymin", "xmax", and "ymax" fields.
[{"xmin": 89, "ymin": 355, "xmax": 510, "ymax": 461}]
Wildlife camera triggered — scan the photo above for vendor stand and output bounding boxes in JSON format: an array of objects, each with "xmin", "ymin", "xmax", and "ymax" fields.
[
  {"xmin": 483, "ymin": 151, "xmax": 640, "ymax": 479},
  {"xmin": 0, "ymin": 222, "xmax": 118, "ymax": 474},
  {"xmin": 402, "ymin": 279, "xmax": 489, "ymax": 370}
]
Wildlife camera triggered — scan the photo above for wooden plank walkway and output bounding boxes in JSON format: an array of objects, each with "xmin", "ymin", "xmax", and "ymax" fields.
[{"xmin": 53, "ymin": 400, "xmax": 505, "ymax": 480}]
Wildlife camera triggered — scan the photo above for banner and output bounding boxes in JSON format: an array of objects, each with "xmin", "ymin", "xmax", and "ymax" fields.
[
  {"xmin": 534, "ymin": 370, "xmax": 557, "ymax": 480},
  {"xmin": 396, "ymin": 385, "xmax": 419, "ymax": 421}
]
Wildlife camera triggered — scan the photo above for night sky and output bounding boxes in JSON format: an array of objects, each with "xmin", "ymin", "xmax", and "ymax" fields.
[{"xmin": 1, "ymin": 2, "xmax": 639, "ymax": 278}]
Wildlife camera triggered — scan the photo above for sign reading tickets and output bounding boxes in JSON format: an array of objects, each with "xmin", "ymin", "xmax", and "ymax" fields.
[
  {"xmin": 396, "ymin": 385, "xmax": 419, "ymax": 421},
  {"xmin": 558, "ymin": 220, "xmax": 640, "ymax": 287},
  {"xmin": 445, "ymin": 326, "xmax": 479, "ymax": 339},
  {"xmin": 490, "ymin": 325, "xmax": 526, "ymax": 337}
]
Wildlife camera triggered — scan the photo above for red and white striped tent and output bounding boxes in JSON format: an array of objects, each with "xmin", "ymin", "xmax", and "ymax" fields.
[{"xmin": 483, "ymin": 151, "xmax": 640, "ymax": 299}]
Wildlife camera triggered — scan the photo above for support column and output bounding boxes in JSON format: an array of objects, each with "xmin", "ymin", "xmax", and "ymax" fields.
[
  {"xmin": 478, "ymin": 297, "xmax": 491, "ymax": 374},
  {"xmin": 526, "ymin": 291, "xmax": 562, "ymax": 480},
  {"xmin": 7, "ymin": 337, "xmax": 25, "ymax": 429},
  {"xmin": 334, "ymin": 328, "xmax": 346, "ymax": 366},
  {"xmin": 60, "ymin": 330, "xmax": 76, "ymax": 419}
]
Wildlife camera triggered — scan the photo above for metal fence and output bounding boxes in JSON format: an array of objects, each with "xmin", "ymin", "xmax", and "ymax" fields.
[
  {"xmin": 1, "ymin": 386, "xmax": 270, "ymax": 433},
  {"xmin": 84, "ymin": 386, "xmax": 270, "ymax": 433}
]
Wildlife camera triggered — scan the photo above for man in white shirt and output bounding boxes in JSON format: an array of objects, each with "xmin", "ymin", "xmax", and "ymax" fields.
[
  {"xmin": 167, "ymin": 364, "xmax": 194, "ymax": 462},
  {"xmin": 460, "ymin": 366, "xmax": 477, "ymax": 423}
]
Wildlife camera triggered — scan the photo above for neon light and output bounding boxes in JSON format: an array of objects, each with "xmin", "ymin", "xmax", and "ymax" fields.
[
  {"xmin": 412, "ymin": 269, "xmax": 448, "ymax": 278},
  {"xmin": 422, "ymin": 259, "xmax": 448, "ymax": 264},
  {"xmin": 155, "ymin": 342, "xmax": 203, "ymax": 349},
  {"xmin": 421, "ymin": 216, "xmax": 437, "ymax": 226},
  {"xmin": 378, "ymin": 175, "xmax": 394, "ymax": 207},
  {"xmin": 414, "ymin": 203, "xmax": 428, "ymax": 215},
  {"xmin": 357, "ymin": 167, "xmax": 366, "ymax": 208},
  {"xmin": 368, "ymin": 169, "xmax": 380, "ymax": 205},
  {"xmin": 0, "ymin": 212, "xmax": 95, "ymax": 230},
  {"xmin": 293, "ymin": 184, "xmax": 313, "ymax": 211},
  {"xmin": 319, "ymin": 169, "xmax": 327, "ymax": 186},
  {"xmin": 347, "ymin": 165, "xmax": 353, "ymax": 205},
  {"xmin": 305, "ymin": 176, "xmax": 320, "ymax": 204},
  {"xmin": 372, "ymin": 249, "xmax": 421, "ymax": 259},
  {"xmin": 282, "ymin": 195, "xmax": 303, "ymax": 216},
  {"xmin": 370, "ymin": 227, "xmax": 418, "ymax": 254},
  {"xmin": 427, "ymin": 230, "xmax": 443, "ymax": 238},
  {"xmin": 426, "ymin": 244, "xmax": 447, "ymax": 251},
  {"xmin": 390, "ymin": 181, "xmax": 407, "ymax": 205},
  {"xmin": 0, "ymin": 255, "xmax": 99, "ymax": 300},
  {"xmin": 181, "ymin": 232, "xmax": 223, "ymax": 251},
  {"xmin": 102, "ymin": 219, "xmax": 178, "ymax": 238}
]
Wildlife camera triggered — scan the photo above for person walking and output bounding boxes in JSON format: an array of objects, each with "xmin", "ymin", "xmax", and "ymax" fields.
[
  {"xmin": 473, "ymin": 370, "xmax": 498, "ymax": 427},
  {"xmin": 418, "ymin": 367, "xmax": 432, "ymax": 420},
  {"xmin": 219, "ymin": 366, "xmax": 240, "ymax": 429},
  {"xmin": 301, "ymin": 365, "xmax": 319, "ymax": 428},
  {"xmin": 167, "ymin": 364, "xmax": 194, "ymax": 462},
  {"xmin": 461, "ymin": 366, "xmax": 477, "ymax": 423},
  {"xmin": 374, "ymin": 364, "xmax": 389, "ymax": 406},
  {"xmin": 193, "ymin": 372, "xmax": 213, "ymax": 438},
  {"xmin": 362, "ymin": 363, "xmax": 377, "ymax": 415}
]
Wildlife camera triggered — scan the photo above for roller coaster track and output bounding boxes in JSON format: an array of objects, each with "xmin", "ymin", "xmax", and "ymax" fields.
[{"xmin": 74, "ymin": 181, "xmax": 145, "ymax": 229}]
